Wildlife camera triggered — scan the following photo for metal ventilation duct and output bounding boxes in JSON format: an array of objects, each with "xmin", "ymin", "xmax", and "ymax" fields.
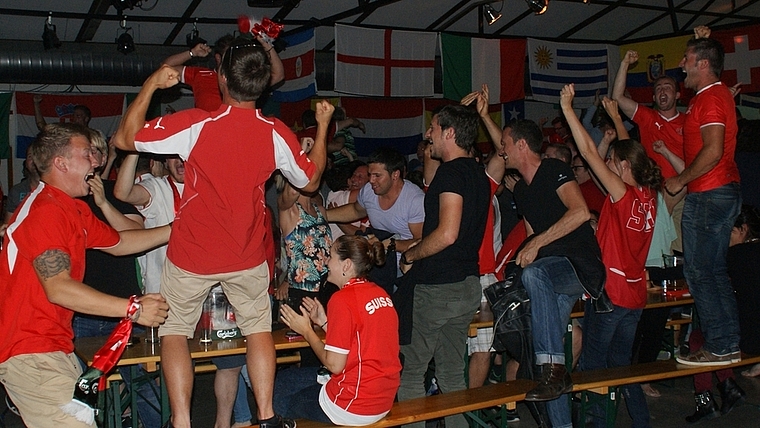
[
  {"xmin": 0, "ymin": 41, "xmax": 439, "ymax": 93},
  {"xmin": 0, "ymin": 41, "xmax": 203, "ymax": 87}
]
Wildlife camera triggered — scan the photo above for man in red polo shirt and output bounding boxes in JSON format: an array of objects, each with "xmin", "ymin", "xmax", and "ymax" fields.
[
  {"xmin": 0, "ymin": 123, "xmax": 170, "ymax": 427},
  {"xmin": 666, "ymin": 37, "xmax": 741, "ymax": 365},
  {"xmin": 114, "ymin": 37, "xmax": 333, "ymax": 428}
]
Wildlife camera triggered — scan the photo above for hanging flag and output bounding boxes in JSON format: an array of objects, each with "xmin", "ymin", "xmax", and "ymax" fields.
[
  {"xmin": 527, "ymin": 39, "xmax": 614, "ymax": 107},
  {"xmin": 440, "ymin": 33, "xmax": 526, "ymax": 104},
  {"xmin": 341, "ymin": 98, "xmax": 425, "ymax": 156},
  {"xmin": 503, "ymin": 99, "xmax": 525, "ymax": 123},
  {"xmin": 711, "ymin": 24, "xmax": 760, "ymax": 95},
  {"xmin": 271, "ymin": 28, "xmax": 317, "ymax": 103},
  {"xmin": 739, "ymin": 93, "xmax": 760, "ymax": 109},
  {"xmin": 0, "ymin": 93, "xmax": 12, "ymax": 159},
  {"xmin": 335, "ymin": 24, "xmax": 437, "ymax": 97},
  {"xmin": 619, "ymin": 35, "xmax": 692, "ymax": 104},
  {"xmin": 15, "ymin": 92, "xmax": 125, "ymax": 158}
]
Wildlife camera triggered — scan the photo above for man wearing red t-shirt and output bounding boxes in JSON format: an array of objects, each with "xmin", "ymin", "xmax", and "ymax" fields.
[
  {"xmin": 0, "ymin": 124, "xmax": 170, "ymax": 428},
  {"xmin": 114, "ymin": 38, "xmax": 333, "ymax": 428},
  {"xmin": 613, "ymin": 49, "xmax": 687, "ymax": 253},
  {"xmin": 665, "ymin": 37, "xmax": 741, "ymax": 368},
  {"xmin": 162, "ymin": 35, "xmax": 284, "ymax": 112}
]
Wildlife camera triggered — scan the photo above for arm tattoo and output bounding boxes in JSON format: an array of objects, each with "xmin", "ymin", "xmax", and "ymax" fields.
[{"xmin": 33, "ymin": 250, "xmax": 71, "ymax": 279}]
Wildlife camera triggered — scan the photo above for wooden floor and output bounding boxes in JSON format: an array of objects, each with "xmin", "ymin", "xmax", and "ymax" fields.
[{"xmin": 2, "ymin": 368, "xmax": 760, "ymax": 427}]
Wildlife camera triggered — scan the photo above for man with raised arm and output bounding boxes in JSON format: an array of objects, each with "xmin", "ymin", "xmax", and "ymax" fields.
[
  {"xmin": 113, "ymin": 37, "xmax": 333, "ymax": 428},
  {"xmin": 667, "ymin": 36, "xmax": 742, "ymax": 367},
  {"xmin": 0, "ymin": 123, "xmax": 170, "ymax": 428},
  {"xmin": 612, "ymin": 50, "xmax": 685, "ymax": 210},
  {"xmin": 162, "ymin": 36, "xmax": 284, "ymax": 112},
  {"xmin": 396, "ymin": 105, "xmax": 490, "ymax": 428}
]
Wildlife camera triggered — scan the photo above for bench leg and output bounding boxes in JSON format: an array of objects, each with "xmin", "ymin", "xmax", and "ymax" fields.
[{"xmin": 578, "ymin": 387, "xmax": 618, "ymax": 428}]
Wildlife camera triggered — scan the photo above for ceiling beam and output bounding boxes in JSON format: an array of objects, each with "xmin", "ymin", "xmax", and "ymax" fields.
[
  {"xmin": 426, "ymin": 0, "xmax": 473, "ymax": 31},
  {"xmin": 666, "ymin": 0, "xmax": 678, "ymax": 33},
  {"xmin": 679, "ymin": 0, "xmax": 717, "ymax": 32},
  {"xmin": 321, "ymin": 0, "xmax": 384, "ymax": 51},
  {"xmin": 615, "ymin": 0, "xmax": 699, "ymax": 42},
  {"xmin": 281, "ymin": 0, "xmax": 404, "ymax": 38},
  {"xmin": 434, "ymin": 0, "xmax": 494, "ymax": 32},
  {"xmin": 558, "ymin": 0, "xmax": 629, "ymax": 39},
  {"xmin": 704, "ymin": 0, "xmax": 760, "ymax": 27},
  {"xmin": 492, "ymin": 10, "xmax": 532, "ymax": 36},
  {"xmin": 272, "ymin": 0, "xmax": 303, "ymax": 22},
  {"xmin": 163, "ymin": 0, "xmax": 203, "ymax": 46},
  {"xmin": 0, "ymin": 8, "xmax": 237, "ymax": 24},
  {"xmin": 74, "ymin": 0, "xmax": 112, "ymax": 42}
]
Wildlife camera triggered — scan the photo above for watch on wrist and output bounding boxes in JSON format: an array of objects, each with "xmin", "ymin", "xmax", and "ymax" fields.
[{"xmin": 388, "ymin": 238, "xmax": 396, "ymax": 253}]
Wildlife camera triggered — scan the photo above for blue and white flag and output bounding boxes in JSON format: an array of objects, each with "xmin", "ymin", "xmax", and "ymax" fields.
[
  {"xmin": 270, "ymin": 28, "xmax": 317, "ymax": 102},
  {"xmin": 739, "ymin": 93, "xmax": 760, "ymax": 109},
  {"xmin": 527, "ymin": 39, "xmax": 617, "ymax": 107}
]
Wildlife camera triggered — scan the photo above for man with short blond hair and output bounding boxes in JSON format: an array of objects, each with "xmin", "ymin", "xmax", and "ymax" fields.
[{"xmin": 0, "ymin": 123, "xmax": 170, "ymax": 428}]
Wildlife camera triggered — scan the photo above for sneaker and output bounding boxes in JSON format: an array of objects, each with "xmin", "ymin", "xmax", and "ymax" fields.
[
  {"xmin": 505, "ymin": 408, "xmax": 520, "ymax": 422},
  {"xmin": 260, "ymin": 415, "xmax": 296, "ymax": 428},
  {"xmin": 487, "ymin": 365, "xmax": 503, "ymax": 384},
  {"xmin": 656, "ymin": 350, "xmax": 672, "ymax": 361},
  {"xmin": 730, "ymin": 351, "xmax": 742, "ymax": 363},
  {"xmin": 676, "ymin": 349, "xmax": 733, "ymax": 366}
]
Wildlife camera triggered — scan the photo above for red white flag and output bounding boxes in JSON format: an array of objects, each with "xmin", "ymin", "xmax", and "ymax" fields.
[
  {"xmin": 712, "ymin": 24, "xmax": 760, "ymax": 94},
  {"xmin": 335, "ymin": 24, "xmax": 437, "ymax": 97}
]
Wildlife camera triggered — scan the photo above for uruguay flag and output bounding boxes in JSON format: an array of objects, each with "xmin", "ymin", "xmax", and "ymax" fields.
[
  {"xmin": 341, "ymin": 98, "xmax": 425, "ymax": 156},
  {"xmin": 528, "ymin": 39, "xmax": 617, "ymax": 107},
  {"xmin": 271, "ymin": 28, "xmax": 317, "ymax": 103}
]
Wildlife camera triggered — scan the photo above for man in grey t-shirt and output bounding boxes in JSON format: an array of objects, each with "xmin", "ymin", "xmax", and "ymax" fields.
[{"xmin": 327, "ymin": 147, "xmax": 424, "ymax": 253}]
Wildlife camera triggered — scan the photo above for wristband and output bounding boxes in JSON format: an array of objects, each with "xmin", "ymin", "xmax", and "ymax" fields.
[
  {"xmin": 127, "ymin": 295, "xmax": 142, "ymax": 322},
  {"xmin": 188, "ymin": 50, "xmax": 194, "ymax": 58}
]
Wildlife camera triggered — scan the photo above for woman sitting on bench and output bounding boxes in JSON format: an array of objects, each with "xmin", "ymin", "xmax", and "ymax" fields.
[{"xmin": 276, "ymin": 235, "xmax": 402, "ymax": 425}]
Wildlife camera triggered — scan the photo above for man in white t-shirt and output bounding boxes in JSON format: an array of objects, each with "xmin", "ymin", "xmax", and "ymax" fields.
[{"xmin": 115, "ymin": 153, "xmax": 185, "ymax": 294}]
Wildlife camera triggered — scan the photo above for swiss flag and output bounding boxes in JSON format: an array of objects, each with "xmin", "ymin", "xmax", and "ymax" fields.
[{"xmin": 712, "ymin": 24, "xmax": 760, "ymax": 94}]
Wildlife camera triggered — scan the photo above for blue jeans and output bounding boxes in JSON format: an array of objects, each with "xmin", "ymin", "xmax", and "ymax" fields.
[
  {"xmin": 521, "ymin": 257, "xmax": 585, "ymax": 428},
  {"xmin": 581, "ymin": 305, "xmax": 650, "ymax": 428},
  {"xmin": 233, "ymin": 366, "xmax": 253, "ymax": 425},
  {"xmin": 682, "ymin": 183, "xmax": 741, "ymax": 355},
  {"xmin": 273, "ymin": 367, "xmax": 331, "ymax": 423},
  {"xmin": 72, "ymin": 316, "xmax": 162, "ymax": 428}
]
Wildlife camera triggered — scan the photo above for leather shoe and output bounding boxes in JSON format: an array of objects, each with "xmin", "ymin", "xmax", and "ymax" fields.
[
  {"xmin": 525, "ymin": 363, "xmax": 573, "ymax": 401},
  {"xmin": 685, "ymin": 390, "xmax": 720, "ymax": 423},
  {"xmin": 717, "ymin": 377, "xmax": 745, "ymax": 415}
]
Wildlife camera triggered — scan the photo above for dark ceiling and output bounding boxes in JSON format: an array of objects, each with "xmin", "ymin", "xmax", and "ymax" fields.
[{"xmin": 1, "ymin": 0, "xmax": 759, "ymax": 52}]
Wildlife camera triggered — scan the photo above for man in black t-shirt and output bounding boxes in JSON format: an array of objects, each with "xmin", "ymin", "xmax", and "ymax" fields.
[
  {"xmin": 500, "ymin": 119, "xmax": 603, "ymax": 428},
  {"xmin": 397, "ymin": 105, "xmax": 490, "ymax": 428}
]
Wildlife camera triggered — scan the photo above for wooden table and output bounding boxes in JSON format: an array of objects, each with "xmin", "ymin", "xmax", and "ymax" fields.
[
  {"xmin": 571, "ymin": 285, "xmax": 694, "ymax": 318},
  {"xmin": 75, "ymin": 327, "xmax": 321, "ymax": 427},
  {"xmin": 74, "ymin": 327, "xmax": 320, "ymax": 371}
]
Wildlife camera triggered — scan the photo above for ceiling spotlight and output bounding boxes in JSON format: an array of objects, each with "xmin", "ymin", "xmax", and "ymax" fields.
[
  {"xmin": 484, "ymin": 4, "xmax": 502, "ymax": 26},
  {"xmin": 42, "ymin": 13, "xmax": 61, "ymax": 50},
  {"xmin": 525, "ymin": 0, "xmax": 548, "ymax": 15},
  {"xmin": 186, "ymin": 20, "xmax": 207, "ymax": 48},
  {"xmin": 116, "ymin": 17, "xmax": 135, "ymax": 54}
]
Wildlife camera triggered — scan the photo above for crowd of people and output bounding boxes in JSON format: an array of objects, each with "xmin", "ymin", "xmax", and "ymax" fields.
[{"xmin": 0, "ymin": 22, "xmax": 758, "ymax": 428}]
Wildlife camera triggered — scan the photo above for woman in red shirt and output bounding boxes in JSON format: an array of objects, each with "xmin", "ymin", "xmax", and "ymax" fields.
[{"xmin": 277, "ymin": 235, "xmax": 401, "ymax": 425}]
